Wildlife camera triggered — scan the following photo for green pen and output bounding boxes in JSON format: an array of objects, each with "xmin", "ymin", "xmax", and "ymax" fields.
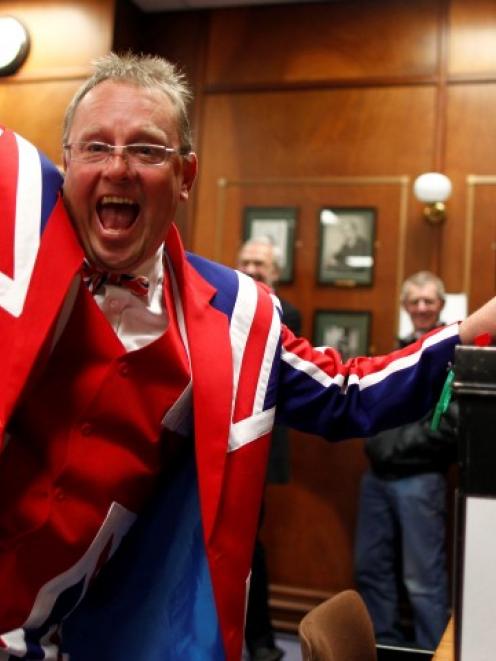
[{"xmin": 431, "ymin": 368, "xmax": 455, "ymax": 431}]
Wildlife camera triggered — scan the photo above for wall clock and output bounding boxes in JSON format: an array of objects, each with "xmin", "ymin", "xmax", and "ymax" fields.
[{"xmin": 0, "ymin": 16, "xmax": 30, "ymax": 76}]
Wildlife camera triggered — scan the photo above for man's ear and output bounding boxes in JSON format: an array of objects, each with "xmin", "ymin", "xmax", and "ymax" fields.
[{"xmin": 179, "ymin": 152, "xmax": 198, "ymax": 202}]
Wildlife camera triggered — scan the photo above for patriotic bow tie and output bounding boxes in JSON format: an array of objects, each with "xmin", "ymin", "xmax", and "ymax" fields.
[{"xmin": 82, "ymin": 260, "xmax": 150, "ymax": 298}]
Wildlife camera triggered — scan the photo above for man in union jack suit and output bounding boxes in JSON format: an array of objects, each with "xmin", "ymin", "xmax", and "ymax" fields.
[{"xmin": 0, "ymin": 52, "xmax": 494, "ymax": 661}]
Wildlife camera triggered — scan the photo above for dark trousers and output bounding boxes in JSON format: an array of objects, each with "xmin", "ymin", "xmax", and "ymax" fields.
[{"xmin": 354, "ymin": 470, "xmax": 449, "ymax": 649}]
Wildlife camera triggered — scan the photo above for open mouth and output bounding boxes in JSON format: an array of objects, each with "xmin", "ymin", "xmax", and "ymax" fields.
[{"xmin": 97, "ymin": 195, "xmax": 140, "ymax": 232}]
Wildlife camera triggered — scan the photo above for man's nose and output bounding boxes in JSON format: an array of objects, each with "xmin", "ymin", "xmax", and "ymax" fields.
[{"xmin": 103, "ymin": 149, "xmax": 132, "ymax": 177}]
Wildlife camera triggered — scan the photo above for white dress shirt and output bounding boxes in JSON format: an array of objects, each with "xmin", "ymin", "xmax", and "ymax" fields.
[{"xmin": 93, "ymin": 246, "xmax": 168, "ymax": 353}]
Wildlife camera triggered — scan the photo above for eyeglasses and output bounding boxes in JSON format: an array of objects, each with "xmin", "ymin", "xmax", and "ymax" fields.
[
  {"xmin": 63, "ymin": 141, "xmax": 189, "ymax": 166},
  {"xmin": 405, "ymin": 297, "xmax": 440, "ymax": 308}
]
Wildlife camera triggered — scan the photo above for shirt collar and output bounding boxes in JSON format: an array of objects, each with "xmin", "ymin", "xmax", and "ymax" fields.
[{"xmin": 132, "ymin": 245, "xmax": 165, "ymax": 300}]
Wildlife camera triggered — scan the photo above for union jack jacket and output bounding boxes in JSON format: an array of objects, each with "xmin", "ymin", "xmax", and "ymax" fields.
[{"xmin": 0, "ymin": 127, "xmax": 459, "ymax": 660}]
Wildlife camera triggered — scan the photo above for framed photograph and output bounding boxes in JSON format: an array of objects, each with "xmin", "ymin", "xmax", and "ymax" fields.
[
  {"xmin": 317, "ymin": 207, "xmax": 376, "ymax": 285},
  {"xmin": 243, "ymin": 207, "xmax": 297, "ymax": 283},
  {"xmin": 313, "ymin": 310, "xmax": 371, "ymax": 361}
]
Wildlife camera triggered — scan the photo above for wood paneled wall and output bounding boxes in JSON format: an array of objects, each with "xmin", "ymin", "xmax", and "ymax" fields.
[
  {"xmin": 0, "ymin": 0, "xmax": 116, "ymax": 162},
  {"xmin": 115, "ymin": 0, "xmax": 496, "ymax": 628}
]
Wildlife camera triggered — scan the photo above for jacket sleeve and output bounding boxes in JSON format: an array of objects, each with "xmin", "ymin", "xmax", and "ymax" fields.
[
  {"xmin": 275, "ymin": 322, "xmax": 459, "ymax": 441},
  {"xmin": 365, "ymin": 401, "xmax": 459, "ymax": 471}
]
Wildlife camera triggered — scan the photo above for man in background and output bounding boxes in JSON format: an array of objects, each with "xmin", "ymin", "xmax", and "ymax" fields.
[
  {"xmin": 237, "ymin": 237, "xmax": 302, "ymax": 661},
  {"xmin": 354, "ymin": 271, "xmax": 458, "ymax": 650}
]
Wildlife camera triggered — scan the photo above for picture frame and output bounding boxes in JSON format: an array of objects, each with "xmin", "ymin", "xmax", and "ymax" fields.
[
  {"xmin": 243, "ymin": 206, "xmax": 297, "ymax": 283},
  {"xmin": 313, "ymin": 310, "xmax": 371, "ymax": 361},
  {"xmin": 317, "ymin": 207, "xmax": 376, "ymax": 286}
]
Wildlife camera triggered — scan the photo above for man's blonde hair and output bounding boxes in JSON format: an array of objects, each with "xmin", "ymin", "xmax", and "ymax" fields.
[{"xmin": 63, "ymin": 51, "xmax": 193, "ymax": 152}]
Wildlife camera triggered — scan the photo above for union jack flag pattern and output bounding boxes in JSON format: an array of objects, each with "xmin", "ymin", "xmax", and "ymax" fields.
[
  {"xmin": 0, "ymin": 127, "xmax": 82, "ymax": 447},
  {"xmin": 0, "ymin": 128, "xmax": 460, "ymax": 660}
]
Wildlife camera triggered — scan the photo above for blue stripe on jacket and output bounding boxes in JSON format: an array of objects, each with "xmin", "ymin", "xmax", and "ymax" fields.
[{"xmin": 62, "ymin": 458, "xmax": 224, "ymax": 661}]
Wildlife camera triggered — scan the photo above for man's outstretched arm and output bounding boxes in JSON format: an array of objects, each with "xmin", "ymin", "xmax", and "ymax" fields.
[{"xmin": 459, "ymin": 297, "xmax": 496, "ymax": 344}]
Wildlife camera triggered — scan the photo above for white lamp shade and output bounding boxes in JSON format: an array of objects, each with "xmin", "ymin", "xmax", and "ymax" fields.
[{"xmin": 413, "ymin": 172, "xmax": 452, "ymax": 203}]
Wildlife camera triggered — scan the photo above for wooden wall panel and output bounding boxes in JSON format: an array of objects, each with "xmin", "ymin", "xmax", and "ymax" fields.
[
  {"xmin": 264, "ymin": 436, "xmax": 367, "ymax": 592},
  {"xmin": 205, "ymin": 0, "xmax": 441, "ymax": 88},
  {"xmin": 113, "ymin": 0, "xmax": 145, "ymax": 52},
  {"xmin": 449, "ymin": 0, "xmax": 496, "ymax": 77},
  {"xmin": 0, "ymin": 80, "xmax": 82, "ymax": 161},
  {"xmin": 442, "ymin": 84, "xmax": 496, "ymax": 299},
  {"xmin": 464, "ymin": 183, "xmax": 496, "ymax": 311},
  {"xmin": 195, "ymin": 87, "xmax": 436, "ymax": 184}
]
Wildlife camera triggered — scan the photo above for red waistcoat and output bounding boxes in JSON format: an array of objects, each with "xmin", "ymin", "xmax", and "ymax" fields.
[{"xmin": 0, "ymin": 280, "xmax": 190, "ymax": 631}]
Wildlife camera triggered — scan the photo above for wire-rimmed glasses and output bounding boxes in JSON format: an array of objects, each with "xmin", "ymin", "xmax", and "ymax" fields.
[{"xmin": 63, "ymin": 141, "xmax": 189, "ymax": 166}]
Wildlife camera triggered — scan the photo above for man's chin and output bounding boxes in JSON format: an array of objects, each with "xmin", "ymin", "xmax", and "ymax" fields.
[
  {"xmin": 89, "ymin": 248, "xmax": 142, "ymax": 273},
  {"xmin": 415, "ymin": 323, "xmax": 436, "ymax": 334}
]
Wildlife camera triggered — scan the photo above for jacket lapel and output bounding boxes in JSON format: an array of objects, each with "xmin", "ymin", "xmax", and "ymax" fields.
[
  {"xmin": 1, "ymin": 197, "xmax": 83, "ymax": 444},
  {"xmin": 167, "ymin": 228, "xmax": 233, "ymax": 544}
]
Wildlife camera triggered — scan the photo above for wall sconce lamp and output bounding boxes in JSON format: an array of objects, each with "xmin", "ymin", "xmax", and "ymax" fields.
[
  {"xmin": 0, "ymin": 16, "xmax": 30, "ymax": 77},
  {"xmin": 413, "ymin": 172, "xmax": 452, "ymax": 225}
]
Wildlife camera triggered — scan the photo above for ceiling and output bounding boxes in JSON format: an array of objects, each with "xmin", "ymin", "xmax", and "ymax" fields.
[{"xmin": 131, "ymin": 0, "xmax": 318, "ymax": 11}]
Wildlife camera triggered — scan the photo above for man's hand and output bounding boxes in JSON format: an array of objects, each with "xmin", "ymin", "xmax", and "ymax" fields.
[{"xmin": 459, "ymin": 297, "xmax": 496, "ymax": 344}]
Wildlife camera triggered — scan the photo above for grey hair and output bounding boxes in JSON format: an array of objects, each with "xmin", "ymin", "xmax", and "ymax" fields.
[
  {"xmin": 241, "ymin": 235, "xmax": 283, "ymax": 270},
  {"xmin": 400, "ymin": 270, "xmax": 446, "ymax": 302},
  {"xmin": 62, "ymin": 51, "xmax": 193, "ymax": 152}
]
